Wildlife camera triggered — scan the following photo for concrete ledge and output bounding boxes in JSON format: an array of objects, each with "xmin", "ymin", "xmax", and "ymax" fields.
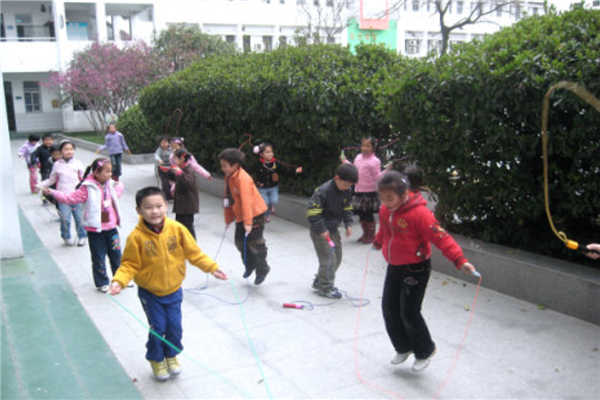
[
  {"xmin": 55, "ymin": 134, "xmax": 155, "ymax": 165},
  {"xmin": 199, "ymin": 176, "xmax": 600, "ymax": 325}
]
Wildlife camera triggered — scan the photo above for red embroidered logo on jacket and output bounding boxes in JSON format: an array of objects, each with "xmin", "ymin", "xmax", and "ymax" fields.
[{"xmin": 396, "ymin": 218, "xmax": 408, "ymax": 229}]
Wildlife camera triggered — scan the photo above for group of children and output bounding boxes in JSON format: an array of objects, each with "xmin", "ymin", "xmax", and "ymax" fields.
[{"xmin": 18, "ymin": 132, "xmax": 492, "ymax": 380}]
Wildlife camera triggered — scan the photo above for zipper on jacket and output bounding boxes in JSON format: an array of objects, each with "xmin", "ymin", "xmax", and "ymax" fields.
[{"xmin": 387, "ymin": 212, "xmax": 394, "ymax": 263}]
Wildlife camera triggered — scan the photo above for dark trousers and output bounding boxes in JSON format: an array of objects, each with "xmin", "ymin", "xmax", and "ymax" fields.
[
  {"xmin": 356, "ymin": 210, "xmax": 375, "ymax": 223},
  {"xmin": 138, "ymin": 287, "xmax": 183, "ymax": 362},
  {"xmin": 234, "ymin": 213, "xmax": 269, "ymax": 278},
  {"xmin": 310, "ymin": 229, "xmax": 342, "ymax": 291},
  {"xmin": 157, "ymin": 167, "xmax": 173, "ymax": 200},
  {"xmin": 381, "ymin": 259, "xmax": 436, "ymax": 359},
  {"xmin": 110, "ymin": 153, "xmax": 122, "ymax": 178},
  {"xmin": 176, "ymin": 213, "xmax": 195, "ymax": 239},
  {"xmin": 87, "ymin": 228, "xmax": 121, "ymax": 287}
]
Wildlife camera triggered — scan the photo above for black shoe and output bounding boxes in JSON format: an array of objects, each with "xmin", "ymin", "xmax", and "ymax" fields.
[
  {"xmin": 254, "ymin": 267, "xmax": 270, "ymax": 285},
  {"xmin": 242, "ymin": 270, "xmax": 253, "ymax": 279},
  {"xmin": 318, "ymin": 288, "xmax": 342, "ymax": 299}
]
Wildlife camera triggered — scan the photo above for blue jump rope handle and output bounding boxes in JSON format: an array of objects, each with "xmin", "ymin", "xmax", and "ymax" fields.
[{"xmin": 471, "ymin": 271, "xmax": 481, "ymax": 279}]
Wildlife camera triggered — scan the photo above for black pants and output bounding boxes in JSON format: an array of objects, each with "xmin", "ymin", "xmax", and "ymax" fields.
[
  {"xmin": 381, "ymin": 259, "xmax": 436, "ymax": 359},
  {"xmin": 157, "ymin": 167, "xmax": 173, "ymax": 200},
  {"xmin": 176, "ymin": 213, "xmax": 195, "ymax": 239},
  {"xmin": 234, "ymin": 213, "xmax": 269, "ymax": 278},
  {"xmin": 356, "ymin": 210, "xmax": 375, "ymax": 223}
]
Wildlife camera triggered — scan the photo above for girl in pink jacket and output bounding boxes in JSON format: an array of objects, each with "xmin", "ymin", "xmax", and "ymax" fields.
[
  {"xmin": 39, "ymin": 140, "xmax": 87, "ymax": 247},
  {"xmin": 43, "ymin": 157, "xmax": 125, "ymax": 293},
  {"xmin": 342, "ymin": 137, "xmax": 388, "ymax": 244}
]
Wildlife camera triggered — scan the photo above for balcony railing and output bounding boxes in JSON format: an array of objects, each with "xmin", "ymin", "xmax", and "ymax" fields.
[{"xmin": 1, "ymin": 24, "xmax": 56, "ymax": 42}]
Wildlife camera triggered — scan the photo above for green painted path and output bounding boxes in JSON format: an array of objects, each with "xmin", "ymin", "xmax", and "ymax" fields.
[{"xmin": 1, "ymin": 210, "xmax": 142, "ymax": 400}]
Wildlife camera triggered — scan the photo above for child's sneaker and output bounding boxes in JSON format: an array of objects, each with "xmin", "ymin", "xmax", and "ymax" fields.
[
  {"xmin": 166, "ymin": 357, "xmax": 182, "ymax": 376},
  {"xmin": 412, "ymin": 347, "xmax": 436, "ymax": 372},
  {"xmin": 254, "ymin": 266, "xmax": 270, "ymax": 285},
  {"xmin": 311, "ymin": 279, "xmax": 338, "ymax": 292},
  {"xmin": 63, "ymin": 238, "xmax": 75, "ymax": 246},
  {"xmin": 150, "ymin": 360, "xmax": 170, "ymax": 381},
  {"xmin": 77, "ymin": 237, "xmax": 87, "ymax": 247},
  {"xmin": 391, "ymin": 351, "xmax": 413, "ymax": 365},
  {"xmin": 318, "ymin": 288, "xmax": 342, "ymax": 299},
  {"xmin": 97, "ymin": 285, "xmax": 109, "ymax": 293}
]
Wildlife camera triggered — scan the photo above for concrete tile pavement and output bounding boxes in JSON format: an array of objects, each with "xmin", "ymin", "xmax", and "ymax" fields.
[{"xmin": 9, "ymin": 139, "xmax": 600, "ymax": 399}]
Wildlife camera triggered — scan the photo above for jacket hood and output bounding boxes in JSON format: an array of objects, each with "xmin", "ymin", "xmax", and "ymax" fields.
[{"xmin": 396, "ymin": 191, "xmax": 428, "ymax": 215}]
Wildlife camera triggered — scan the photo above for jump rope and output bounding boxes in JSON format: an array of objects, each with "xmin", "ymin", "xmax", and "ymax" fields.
[
  {"xmin": 541, "ymin": 81, "xmax": 600, "ymax": 255},
  {"xmin": 107, "ymin": 94, "xmax": 600, "ymax": 399}
]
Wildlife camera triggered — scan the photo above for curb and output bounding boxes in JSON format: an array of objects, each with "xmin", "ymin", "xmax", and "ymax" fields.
[{"xmin": 198, "ymin": 176, "xmax": 600, "ymax": 325}]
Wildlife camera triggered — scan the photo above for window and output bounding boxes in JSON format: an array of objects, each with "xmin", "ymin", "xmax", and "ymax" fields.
[
  {"xmin": 73, "ymin": 99, "xmax": 88, "ymax": 111},
  {"xmin": 297, "ymin": 0, "xmax": 306, "ymax": 4},
  {"xmin": 243, "ymin": 35, "xmax": 251, "ymax": 53},
  {"xmin": 279, "ymin": 36, "xmax": 287, "ymax": 47},
  {"xmin": 457, "ymin": 1, "xmax": 463, "ymax": 14},
  {"xmin": 412, "ymin": 0, "xmax": 419, "ymax": 11},
  {"xmin": 263, "ymin": 35, "xmax": 273, "ymax": 51},
  {"xmin": 313, "ymin": 0, "xmax": 319, "ymax": 6},
  {"xmin": 326, "ymin": 0, "xmax": 334, "ymax": 6},
  {"xmin": 496, "ymin": 3, "xmax": 503, "ymax": 17},
  {"xmin": 593, "ymin": 0, "xmax": 600, "ymax": 6},
  {"xmin": 531, "ymin": 7, "xmax": 539, "ymax": 15},
  {"xmin": 327, "ymin": 36, "xmax": 335, "ymax": 44},
  {"xmin": 427, "ymin": 39, "xmax": 442, "ymax": 55},
  {"xmin": 405, "ymin": 39, "xmax": 420, "ymax": 55},
  {"xmin": 24, "ymin": 81, "xmax": 41, "ymax": 113},
  {"xmin": 225, "ymin": 35, "xmax": 235, "ymax": 44}
]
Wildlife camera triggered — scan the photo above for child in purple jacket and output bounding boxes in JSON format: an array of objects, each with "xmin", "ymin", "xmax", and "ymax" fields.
[{"xmin": 96, "ymin": 124, "xmax": 131, "ymax": 181}]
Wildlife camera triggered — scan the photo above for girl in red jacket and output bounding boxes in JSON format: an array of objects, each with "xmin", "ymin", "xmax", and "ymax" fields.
[{"xmin": 373, "ymin": 170, "xmax": 476, "ymax": 372}]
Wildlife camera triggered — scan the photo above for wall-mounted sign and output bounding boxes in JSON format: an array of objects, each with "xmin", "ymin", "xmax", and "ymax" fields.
[{"xmin": 16, "ymin": 96, "xmax": 22, "ymax": 100}]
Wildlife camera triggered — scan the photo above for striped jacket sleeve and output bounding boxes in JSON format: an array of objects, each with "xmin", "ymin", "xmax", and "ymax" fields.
[{"xmin": 306, "ymin": 187, "xmax": 327, "ymax": 234}]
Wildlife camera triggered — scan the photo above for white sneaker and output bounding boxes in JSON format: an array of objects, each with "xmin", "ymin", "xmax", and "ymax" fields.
[
  {"xmin": 391, "ymin": 351, "xmax": 413, "ymax": 365},
  {"xmin": 63, "ymin": 238, "xmax": 75, "ymax": 246},
  {"xmin": 77, "ymin": 237, "xmax": 87, "ymax": 246},
  {"xmin": 97, "ymin": 285, "xmax": 109, "ymax": 293},
  {"xmin": 412, "ymin": 348, "xmax": 436, "ymax": 372},
  {"xmin": 127, "ymin": 281, "xmax": 135, "ymax": 288}
]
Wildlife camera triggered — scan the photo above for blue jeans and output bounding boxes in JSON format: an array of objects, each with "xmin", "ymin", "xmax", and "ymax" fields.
[
  {"xmin": 258, "ymin": 186, "xmax": 279, "ymax": 216},
  {"xmin": 57, "ymin": 202, "xmax": 87, "ymax": 240},
  {"xmin": 110, "ymin": 153, "xmax": 122, "ymax": 178},
  {"xmin": 138, "ymin": 287, "xmax": 183, "ymax": 362},
  {"xmin": 87, "ymin": 229, "xmax": 121, "ymax": 287}
]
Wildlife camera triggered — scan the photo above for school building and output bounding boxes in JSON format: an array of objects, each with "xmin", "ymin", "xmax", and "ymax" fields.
[{"xmin": 0, "ymin": 0, "xmax": 583, "ymax": 138}]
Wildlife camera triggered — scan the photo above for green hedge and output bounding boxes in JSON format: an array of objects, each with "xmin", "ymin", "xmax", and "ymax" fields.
[
  {"xmin": 378, "ymin": 8, "xmax": 600, "ymax": 260},
  {"xmin": 117, "ymin": 104, "xmax": 157, "ymax": 154},
  {"xmin": 138, "ymin": 44, "xmax": 401, "ymax": 195}
]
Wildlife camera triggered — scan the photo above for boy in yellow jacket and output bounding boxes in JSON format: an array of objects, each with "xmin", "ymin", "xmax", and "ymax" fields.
[
  {"xmin": 109, "ymin": 187, "xmax": 228, "ymax": 381},
  {"xmin": 218, "ymin": 148, "xmax": 271, "ymax": 285}
]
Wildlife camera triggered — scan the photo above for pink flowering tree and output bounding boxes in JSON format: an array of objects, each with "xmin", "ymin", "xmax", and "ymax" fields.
[{"xmin": 49, "ymin": 41, "xmax": 164, "ymax": 133}]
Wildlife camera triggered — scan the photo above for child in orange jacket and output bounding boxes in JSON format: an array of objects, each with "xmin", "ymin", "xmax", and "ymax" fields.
[{"xmin": 219, "ymin": 148, "xmax": 271, "ymax": 285}]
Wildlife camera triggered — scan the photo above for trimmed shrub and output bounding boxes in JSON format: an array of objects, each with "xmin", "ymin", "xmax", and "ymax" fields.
[
  {"xmin": 139, "ymin": 44, "xmax": 402, "ymax": 195},
  {"xmin": 117, "ymin": 104, "xmax": 157, "ymax": 154},
  {"xmin": 378, "ymin": 8, "xmax": 600, "ymax": 261}
]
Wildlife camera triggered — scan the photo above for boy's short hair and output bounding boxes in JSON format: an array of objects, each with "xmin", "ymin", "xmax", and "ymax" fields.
[
  {"xmin": 335, "ymin": 163, "xmax": 359, "ymax": 184},
  {"xmin": 28, "ymin": 134, "xmax": 40, "ymax": 142},
  {"xmin": 135, "ymin": 186, "xmax": 167, "ymax": 208},
  {"xmin": 50, "ymin": 146, "xmax": 60, "ymax": 153},
  {"xmin": 218, "ymin": 148, "xmax": 245, "ymax": 166},
  {"xmin": 42, "ymin": 133, "xmax": 54, "ymax": 140}
]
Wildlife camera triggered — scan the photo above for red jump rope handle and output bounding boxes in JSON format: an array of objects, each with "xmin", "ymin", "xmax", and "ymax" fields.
[
  {"xmin": 326, "ymin": 235, "xmax": 335, "ymax": 248},
  {"xmin": 283, "ymin": 303, "xmax": 303, "ymax": 309}
]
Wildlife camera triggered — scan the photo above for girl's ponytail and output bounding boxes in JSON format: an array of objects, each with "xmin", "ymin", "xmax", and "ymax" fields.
[
  {"xmin": 76, "ymin": 166, "xmax": 92, "ymax": 189},
  {"xmin": 76, "ymin": 157, "xmax": 110, "ymax": 189}
]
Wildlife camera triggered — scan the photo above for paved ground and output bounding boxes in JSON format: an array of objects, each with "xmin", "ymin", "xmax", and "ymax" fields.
[{"xmin": 3, "ymin": 139, "xmax": 600, "ymax": 399}]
